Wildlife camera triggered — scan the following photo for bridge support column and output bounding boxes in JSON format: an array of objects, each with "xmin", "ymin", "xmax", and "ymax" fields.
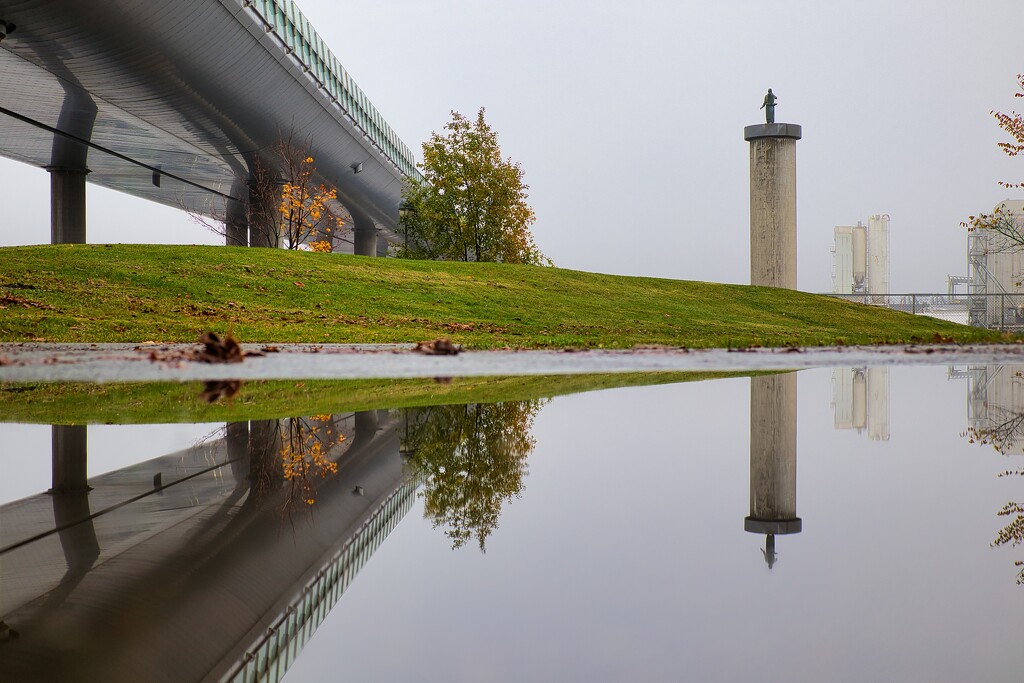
[
  {"xmin": 225, "ymin": 181, "xmax": 249, "ymax": 246},
  {"xmin": 247, "ymin": 175, "xmax": 279, "ymax": 248},
  {"xmin": 48, "ymin": 167, "xmax": 89, "ymax": 244},
  {"xmin": 353, "ymin": 212, "xmax": 377, "ymax": 257},
  {"xmin": 744, "ymin": 123, "xmax": 802, "ymax": 289},
  {"xmin": 50, "ymin": 425, "xmax": 90, "ymax": 493}
]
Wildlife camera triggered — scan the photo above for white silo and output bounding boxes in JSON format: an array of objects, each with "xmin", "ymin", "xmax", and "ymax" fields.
[
  {"xmin": 833, "ymin": 223, "xmax": 868, "ymax": 294},
  {"xmin": 833, "ymin": 227, "xmax": 854, "ymax": 294},
  {"xmin": 852, "ymin": 223, "xmax": 867, "ymax": 291},
  {"xmin": 867, "ymin": 214, "xmax": 890, "ymax": 302}
]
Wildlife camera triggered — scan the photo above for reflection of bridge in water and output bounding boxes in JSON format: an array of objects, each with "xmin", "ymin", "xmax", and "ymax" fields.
[{"xmin": 0, "ymin": 412, "xmax": 416, "ymax": 683}]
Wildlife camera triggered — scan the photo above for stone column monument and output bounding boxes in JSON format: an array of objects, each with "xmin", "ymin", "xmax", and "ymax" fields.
[{"xmin": 745, "ymin": 89, "xmax": 801, "ymax": 289}]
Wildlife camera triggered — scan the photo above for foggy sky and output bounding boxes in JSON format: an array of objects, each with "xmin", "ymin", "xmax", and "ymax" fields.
[{"xmin": 1, "ymin": 0, "xmax": 1021, "ymax": 293}]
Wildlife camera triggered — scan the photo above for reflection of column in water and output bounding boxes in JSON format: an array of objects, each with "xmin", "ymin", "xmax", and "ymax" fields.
[
  {"xmin": 47, "ymin": 424, "xmax": 100, "ymax": 617},
  {"xmin": 50, "ymin": 425, "xmax": 90, "ymax": 493},
  {"xmin": 746, "ymin": 374, "xmax": 801, "ymax": 568},
  {"xmin": 226, "ymin": 422, "xmax": 251, "ymax": 485},
  {"xmin": 352, "ymin": 411, "xmax": 379, "ymax": 448}
]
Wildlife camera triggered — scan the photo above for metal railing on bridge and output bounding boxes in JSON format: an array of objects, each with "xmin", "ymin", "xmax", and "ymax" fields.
[
  {"xmin": 243, "ymin": 0, "xmax": 419, "ymax": 178},
  {"xmin": 222, "ymin": 480, "xmax": 419, "ymax": 683},
  {"xmin": 823, "ymin": 293, "xmax": 1024, "ymax": 331}
]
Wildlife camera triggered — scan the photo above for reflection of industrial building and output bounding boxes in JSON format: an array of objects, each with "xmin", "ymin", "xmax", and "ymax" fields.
[
  {"xmin": 831, "ymin": 367, "xmax": 890, "ymax": 441},
  {"xmin": 959, "ymin": 365, "xmax": 1024, "ymax": 455},
  {"xmin": 832, "ymin": 214, "xmax": 890, "ymax": 302},
  {"xmin": 967, "ymin": 200, "xmax": 1024, "ymax": 328},
  {"xmin": 745, "ymin": 373, "xmax": 801, "ymax": 569}
]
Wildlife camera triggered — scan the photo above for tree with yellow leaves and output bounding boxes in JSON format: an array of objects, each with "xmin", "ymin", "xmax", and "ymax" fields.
[
  {"xmin": 242, "ymin": 131, "xmax": 343, "ymax": 250},
  {"xmin": 272, "ymin": 132, "xmax": 342, "ymax": 250}
]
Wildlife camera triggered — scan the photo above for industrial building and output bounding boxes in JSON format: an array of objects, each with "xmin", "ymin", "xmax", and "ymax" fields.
[
  {"xmin": 966, "ymin": 200, "xmax": 1024, "ymax": 328},
  {"xmin": 832, "ymin": 214, "xmax": 890, "ymax": 302}
]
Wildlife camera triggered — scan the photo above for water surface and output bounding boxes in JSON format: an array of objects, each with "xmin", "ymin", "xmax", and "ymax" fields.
[{"xmin": 1, "ymin": 367, "xmax": 1022, "ymax": 682}]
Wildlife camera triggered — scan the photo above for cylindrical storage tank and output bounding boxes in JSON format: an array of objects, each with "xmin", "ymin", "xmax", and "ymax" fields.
[
  {"xmin": 868, "ymin": 214, "xmax": 890, "ymax": 303},
  {"xmin": 852, "ymin": 225, "xmax": 867, "ymax": 289},
  {"xmin": 833, "ymin": 227, "xmax": 854, "ymax": 294}
]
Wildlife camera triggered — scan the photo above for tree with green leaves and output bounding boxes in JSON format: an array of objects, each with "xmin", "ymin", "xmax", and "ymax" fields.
[
  {"xmin": 398, "ymin": 108, "xmax": 547, "ymax": 265},
  {"xmin": 402, "ymin": 400, "xmax": 544, "ymax": 551}
]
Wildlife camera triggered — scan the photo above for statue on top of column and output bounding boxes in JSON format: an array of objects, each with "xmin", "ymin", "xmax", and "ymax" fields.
[{"xmin": 760, "ymin": 88, "xmax": 778, "ymax": 124}]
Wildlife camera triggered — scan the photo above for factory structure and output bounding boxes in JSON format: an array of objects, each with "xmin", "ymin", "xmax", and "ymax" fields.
[
  {"xmin": 966, "ymin": 199, "xmax": 1024, "ymax": 328},
  {"xmin": 832, "ymin": 214, "xmax": 890, "ymax": 301},
  {"xmin": 831, "ymin": 367, "xmax": 890, "ymax": 441}
]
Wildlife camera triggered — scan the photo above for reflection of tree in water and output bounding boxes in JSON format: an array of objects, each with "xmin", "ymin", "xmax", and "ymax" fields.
[
  {"xmin": 281, "ymin": 415, "xmax": 342, "ymax": 507},
  {"xmin": 965, "ymin": 409, "xmax": 1024, "ymax": 455},
  {"xmin": 403, "ymin": 401, "xmax": 544, "ymax": 551},
  {"xmin": 964, "ymin": 411, "xmax": 1024, "ymax": 583},
  {"xmin": 247, "ymin": 415, "xmax": 345, "ymax": 515}
]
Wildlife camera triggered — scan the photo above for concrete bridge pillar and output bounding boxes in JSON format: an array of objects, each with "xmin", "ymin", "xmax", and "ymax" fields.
[
  {"xmin": 50, "ymin": 425, "xmax": 90, "ymax": 493},
  {"xmin": 225, "ymin": 179, "xmax": 249, "ymax": 247},
  {"xmin": 246, "ymin": 174, "xmax": 279, "ymax": 248},
  {"xmin": 47, "ymin": 78, "xmax": 96, "ymax": 245},
  {"xmin": 744, "ymin": 123, "xmax": 802, "ymax": 289},
  {"xmin": 352, "ymin": 210, "xmax": 378, "ymax": 257},
  {"xmin": 745, "ymin": 373, "xmax": 800, "ymax": 567},
  {"xmin": 47, "ymin": 168, "xmax": 89, "ymax": 244}
]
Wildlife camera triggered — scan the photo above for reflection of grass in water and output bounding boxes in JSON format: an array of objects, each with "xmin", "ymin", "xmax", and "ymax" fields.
[{"xmin": 0, "ymin": 371, "xmax": 758, "ymax": 425}]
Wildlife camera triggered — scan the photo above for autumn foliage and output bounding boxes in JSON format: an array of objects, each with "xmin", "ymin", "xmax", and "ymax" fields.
[
  {"xmin": 963, "ymin": 75, "xmax": 1024, "ymax": 243},
  {"xmin": 994, "ymin": 73, "xmax": 1024, "ymax": 190},
  {"xmin": 242, "ymin": 131, "xmax": 344, "ymax": 250},
  {"xmin": 277, "ymin": 154, "xmax": 340, "ymax": 251}
]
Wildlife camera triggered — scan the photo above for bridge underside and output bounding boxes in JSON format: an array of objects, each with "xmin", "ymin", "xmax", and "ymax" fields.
[{"xmin": 0, "ymin": 0, "xmax": 409, "ymax": 252}]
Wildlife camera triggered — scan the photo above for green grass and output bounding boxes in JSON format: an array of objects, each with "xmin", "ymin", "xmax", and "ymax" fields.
[
  {"xmin": 0, "ymin": 372, "xmax": 754, "ymax": 425},
  {"xmin": 0, "ymin": 244, "xmax": 1006, "ymax": 348}
]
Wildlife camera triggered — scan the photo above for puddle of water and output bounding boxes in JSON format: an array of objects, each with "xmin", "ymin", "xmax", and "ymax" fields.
[{"xmin": 1, "ymin": 367, "xmax": 1022, "ymax": 682}]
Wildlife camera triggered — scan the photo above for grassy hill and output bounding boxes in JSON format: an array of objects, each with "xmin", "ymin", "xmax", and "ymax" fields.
[{"xmin": 0, "ymin": 244, "xmax": 1005, "ymax": 348}]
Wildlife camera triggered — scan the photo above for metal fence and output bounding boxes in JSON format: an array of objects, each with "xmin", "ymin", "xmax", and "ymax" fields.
[{"xmin": 823, "ymin": 293, "xmax": 1024, "ymax": 330}]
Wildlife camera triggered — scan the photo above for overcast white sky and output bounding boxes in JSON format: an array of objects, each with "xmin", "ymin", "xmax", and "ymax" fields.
[{"xmin": 1, "ymin": 0, "xmax": 1021, "ymax": 292}]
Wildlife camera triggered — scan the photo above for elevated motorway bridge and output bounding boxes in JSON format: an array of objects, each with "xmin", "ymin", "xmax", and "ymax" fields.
[{"xmin": 0, "ymin": 0, "xmax": 418, "ymax": 254}]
